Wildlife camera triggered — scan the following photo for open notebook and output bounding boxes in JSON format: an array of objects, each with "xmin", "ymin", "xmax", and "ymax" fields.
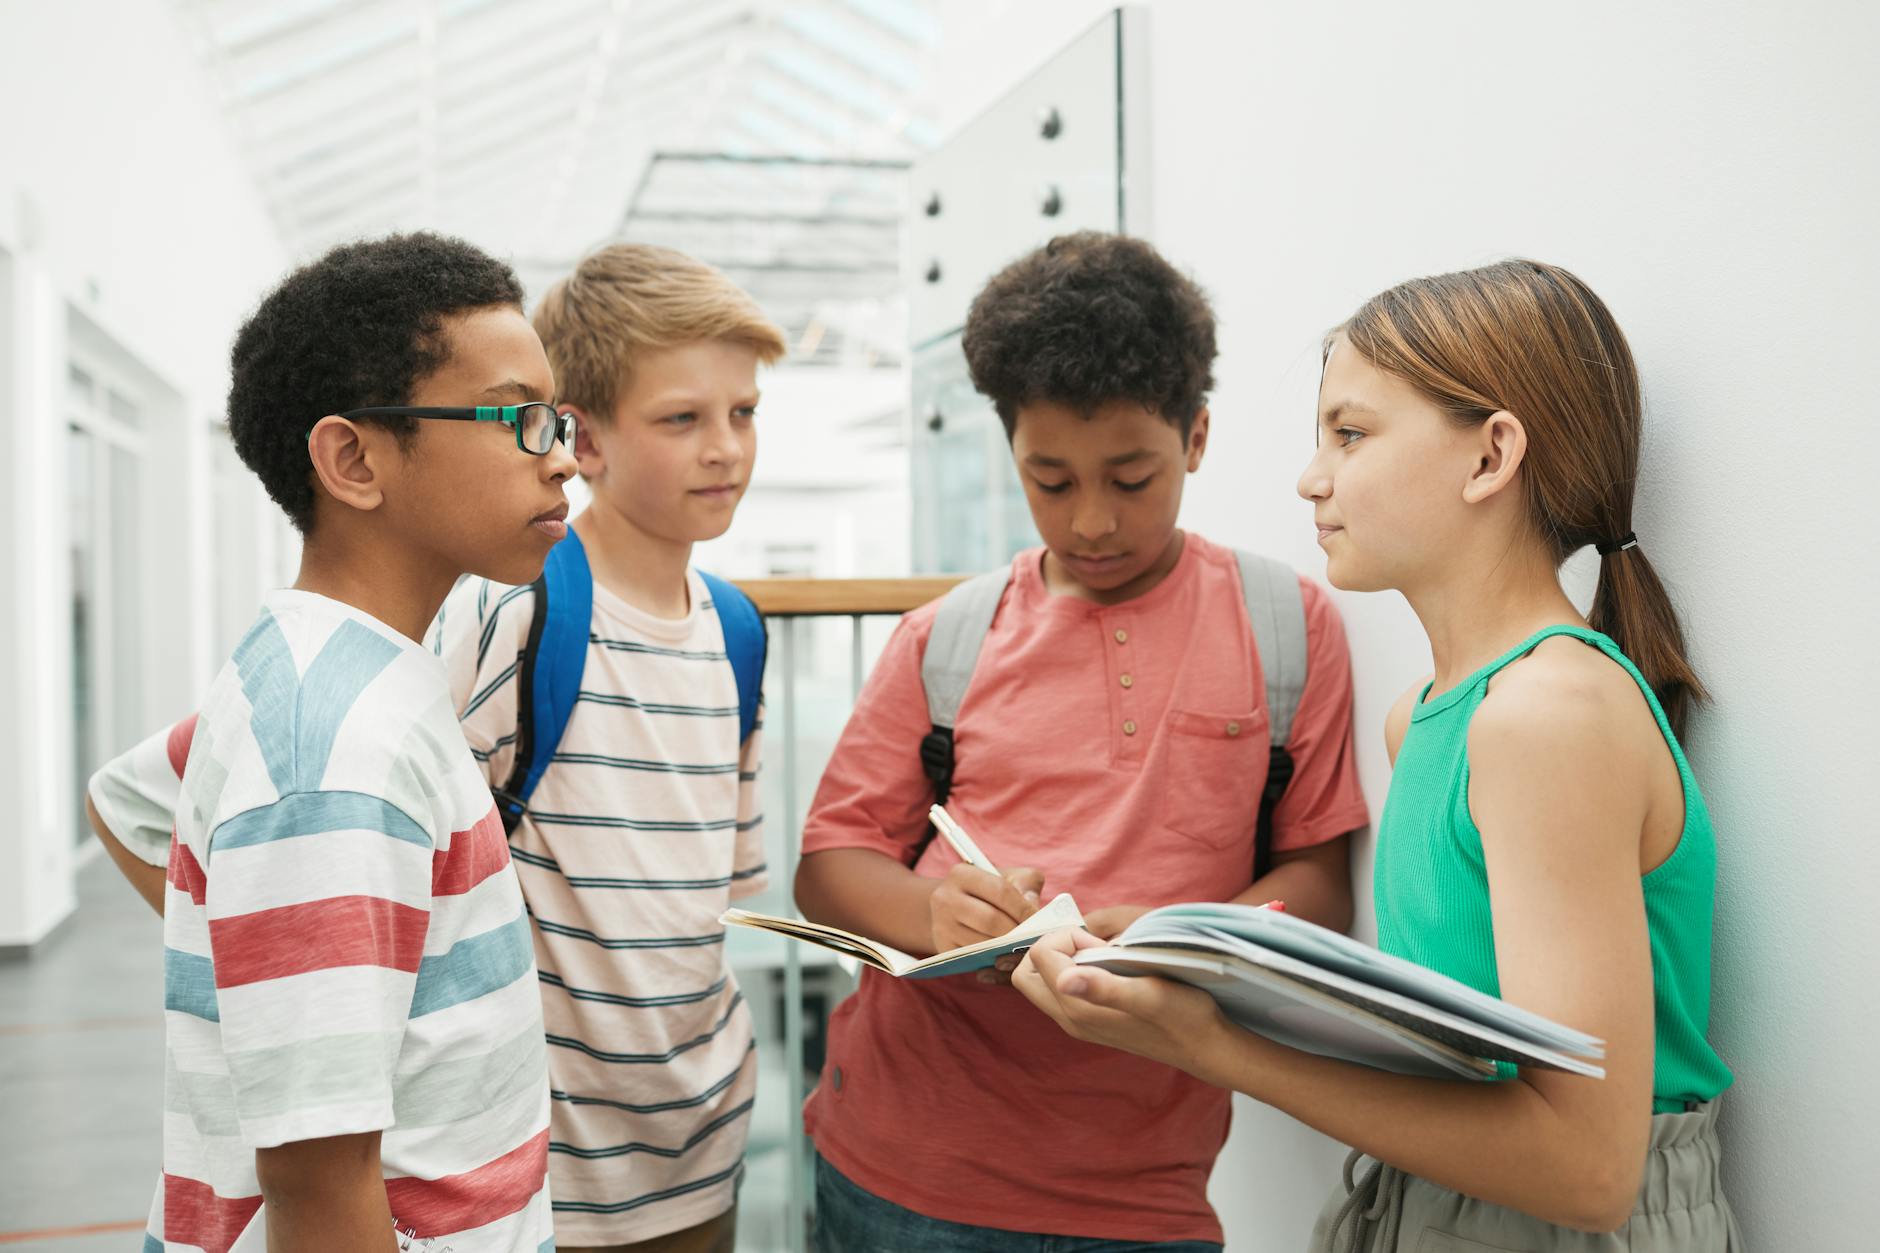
[
  {"xmin": 1076, "ymin": 903, "xmax": 1606, "ymax": 1081},
  {"xmin": 722, "ymin": 892, "xmax": 1083, "ymax": 979}
]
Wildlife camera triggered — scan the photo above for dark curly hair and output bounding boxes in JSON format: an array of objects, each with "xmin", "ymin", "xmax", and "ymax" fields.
[
  {"xmin": 227, "ymin": 232, "xmax": 525, "ymax": 533},
  {"xmin": 961, "ymin": 231, "xmax": 1217, "ymax": 439}
]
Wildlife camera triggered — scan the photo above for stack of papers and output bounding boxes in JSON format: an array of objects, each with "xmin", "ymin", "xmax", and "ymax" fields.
[{"xmin": 1075, "ymin": 903, "xmax": 1605, "ymax": 1081}]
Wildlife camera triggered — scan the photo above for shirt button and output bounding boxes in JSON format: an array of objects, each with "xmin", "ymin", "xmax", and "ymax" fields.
[
  {"xmin": 833, "ymin": 1066, "xmax": 844, "ymax": 1092},
  {"xmin": 1114, "ymin": 628, "xmax": 1129, "ymax": 644},
  {"xmin": 1123, "ymin": 720, "xmax": 1138, "ymax": 736},
  {"xmin": 1119, "ymin": 674, "xmax": 1134, "ymax": 689},
  {"xmin": 1227, "ymin": 721, "xmax": 1241, "ymax": 737}
]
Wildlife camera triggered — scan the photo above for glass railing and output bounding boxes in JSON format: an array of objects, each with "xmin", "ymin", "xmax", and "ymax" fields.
[{"xmin": 723, "ymin": 576, "xmax": 966, "ymax": 1252}]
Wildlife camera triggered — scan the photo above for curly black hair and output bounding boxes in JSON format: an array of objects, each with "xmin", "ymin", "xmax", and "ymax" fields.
[
  {"xmin": 227, "ymin": 231, "xmax": 525, "ymax": 533},
  {"xmin": 961, "ymin": 231, "xmax": 1217, "ymax": 439}
]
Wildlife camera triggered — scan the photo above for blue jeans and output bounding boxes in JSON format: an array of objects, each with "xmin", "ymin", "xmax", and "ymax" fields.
[{"xmin": 810, "ymin": 1154, "xmax": 1223, "ymax": 1253}]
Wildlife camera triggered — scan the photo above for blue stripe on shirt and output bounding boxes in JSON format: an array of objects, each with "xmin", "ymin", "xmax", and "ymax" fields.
[
  {"xmin": 295, "ymin": 619, "xmax": 403, "ymax": 789},
  {"xmin": 410, "ymin": 910, "xmax": 534, "ymax": 1017},
  {"xmin": 164, "ymin": 948, "xmax": 220, "ymax": 1022},
  {"xmin": 232, "ymin": 612, "xmax": 403, "ymax": 794},
  {"xmin": 211, "ymin": 790, "xmax": 431, "ymax": 855}
]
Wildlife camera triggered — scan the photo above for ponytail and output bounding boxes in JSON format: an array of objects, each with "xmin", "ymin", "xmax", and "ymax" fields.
[{"xmin": 1590, "ymin": 546, "xmax": 1707, "ymax": 739}]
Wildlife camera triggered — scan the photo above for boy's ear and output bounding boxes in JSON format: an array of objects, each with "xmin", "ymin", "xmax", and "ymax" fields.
[
  {"xmin": 1460, "ymin": 410, "xmax": 1528, "ymax": 505},
  {"xmin": 1184, "ymin": 407, "xmax": 1211, "ymax": 472},
  {"xmin": 306, "ymin": 416, "xmax": 391, "ymax": 513},
  {"xmin": 567, "ymin": 406, "xmax": 607, "ymax": 478}
]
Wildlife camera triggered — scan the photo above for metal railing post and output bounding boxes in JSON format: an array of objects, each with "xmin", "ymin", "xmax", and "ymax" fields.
[{"xmin": 779, "ymin": 615, "xmax": 806, "ymax": 1253}]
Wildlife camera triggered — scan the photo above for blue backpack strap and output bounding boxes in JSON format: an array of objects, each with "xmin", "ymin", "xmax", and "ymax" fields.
[
  {"xmin": 698, "ymin": 570, "xmax": 766, "ymax": 745},
  {"xmin": 495, "ymin": 530, "xmax": 592, "ymax": 834}
]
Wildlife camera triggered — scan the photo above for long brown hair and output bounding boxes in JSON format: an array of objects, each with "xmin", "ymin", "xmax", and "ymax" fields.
[{"xmin": 1341, "ymin": 259, "xmax": 1707, "ymax": 736}]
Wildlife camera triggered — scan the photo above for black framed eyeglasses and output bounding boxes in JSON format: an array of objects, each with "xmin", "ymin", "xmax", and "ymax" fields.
[{"xmin": 337, "ymin": 403, "xmax": 574, "ymax": 455}]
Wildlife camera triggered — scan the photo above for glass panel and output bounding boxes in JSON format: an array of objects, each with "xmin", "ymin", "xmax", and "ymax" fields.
[
  {"xmin": 67, "ymin": 426, "xmax": 95, "ymax": 845},
  {"xmin": 933, "ymin": 418, "xmax": 991, "ymax": 570}
]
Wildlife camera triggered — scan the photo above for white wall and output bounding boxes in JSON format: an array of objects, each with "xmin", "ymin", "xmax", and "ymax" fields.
[
  {"xmin": 0, "ymin": 0, "xmax": 286, "ymax": 944},
  {"xmin": 1136, "ymin": 1, "xmax": 1877, "ymax": 1247}
]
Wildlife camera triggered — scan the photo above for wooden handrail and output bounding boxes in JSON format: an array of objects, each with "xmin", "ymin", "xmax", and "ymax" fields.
[{"xmin": 732, "ymin": 576, "xmax": 968, "ymax": 617}]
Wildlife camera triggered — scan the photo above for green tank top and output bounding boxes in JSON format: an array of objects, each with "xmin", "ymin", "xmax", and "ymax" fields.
[{"xmin": 1375, "ymin": 625, "xmax": 1732, "ymax": 1112}]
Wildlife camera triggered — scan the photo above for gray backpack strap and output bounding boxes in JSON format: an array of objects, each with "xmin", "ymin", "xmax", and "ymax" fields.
[
  {"xmin": 913, "ymin": 567, "xmax": 1013, "ymax": 852},
  {"xmin": 921, "ymin": 567, "xmax": 1014, "ymax": 732},
  {"xmin": 1234, "ymin": 549, "xmax": 1309, "ymax": 748}
]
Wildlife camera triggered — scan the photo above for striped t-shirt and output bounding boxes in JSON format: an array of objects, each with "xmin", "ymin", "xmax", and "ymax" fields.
[
  {"xmin": 146, "ymin": 590, "xmax": 553, "ymax": 1253},
  {"xmin": 429, "ymin": 568, "xmax": 766, "ymax": 1245}
]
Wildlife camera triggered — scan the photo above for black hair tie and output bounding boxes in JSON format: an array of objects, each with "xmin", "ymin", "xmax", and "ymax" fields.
[{"xmin": 1596, "ymin": 532, "xmax": 1638, "ymax": 556}]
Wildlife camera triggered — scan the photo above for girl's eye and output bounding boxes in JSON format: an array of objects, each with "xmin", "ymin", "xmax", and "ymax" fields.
[
  {"xmin": 1033, "ymin": 480, "xmax": 1071, "ymax": 495},
  {"xmin": 1336, "ymin": 427, "xmax": 1364, "ymax": 447},
  {"xmin": 733, "ymin": 406, "xmax": 758, "ymax": 420},
  {"xmin": 664, "ymin": 412, "xmax": 697, "ymax": 426},
  {"xmin": 1116, "ymin": 476, "xmax": 1154, "ymax": 493}
]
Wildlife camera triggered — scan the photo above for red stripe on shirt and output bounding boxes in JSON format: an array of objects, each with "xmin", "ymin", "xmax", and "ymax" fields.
[
  {"xmin": 168, "ymin": 837, "xmax": 208, "ymax": 907},
  {"xmin": 165, "ymin": 714, "xmax": 200, "ymax": 778},
  {"xmin": 384, "ymin": 1128, "xmax": 548, "ymax": 1235},
  {"xmin": 161, "ymin": 1172, "xmax": 262, "ymax": 1253},
  {"xmin": 432, "ymin": 805, "xmax": 511, "ymax": 897},
  {"xmin": 210, "ymin": 895, "xmax": 429, "ymax": 988}
]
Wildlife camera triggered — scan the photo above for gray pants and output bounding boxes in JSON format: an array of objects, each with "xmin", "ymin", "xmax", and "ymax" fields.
[{"xmin": 1308, "ymin": 1099, "xmax": 1742, "ymax": 1252}]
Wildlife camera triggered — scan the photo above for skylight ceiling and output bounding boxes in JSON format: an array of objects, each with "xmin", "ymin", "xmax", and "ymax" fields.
[{"xmin": 175, "ymin": 0, "xmax": 950, "ymax": 363}]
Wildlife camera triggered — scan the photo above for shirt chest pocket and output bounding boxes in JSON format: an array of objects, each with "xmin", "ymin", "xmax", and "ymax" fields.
[{"xmin": 1160, "ymin": 706, "xmax": 1269, "ymax": 849}]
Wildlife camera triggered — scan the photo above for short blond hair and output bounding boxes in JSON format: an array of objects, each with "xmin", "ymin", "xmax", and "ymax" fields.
[{"xmin": 533, "ymin": 243, "xmax": 787, "ymax": 423}]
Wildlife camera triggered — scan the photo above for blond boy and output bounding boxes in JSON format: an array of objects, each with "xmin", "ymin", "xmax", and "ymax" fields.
[{"xmin": 427, "ymin": 245, "xmax": 785, "ymax": 1251}]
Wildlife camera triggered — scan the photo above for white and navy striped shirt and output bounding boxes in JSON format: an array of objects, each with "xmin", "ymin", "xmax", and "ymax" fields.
[{"xmin": 430, "ymin": 568, "xmax": 765, "ymax": 1245}]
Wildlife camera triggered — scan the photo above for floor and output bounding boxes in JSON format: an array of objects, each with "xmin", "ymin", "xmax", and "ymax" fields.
[{"xmin": 0, "ymin": 852, "xmax": 163, "ymax": 1249}]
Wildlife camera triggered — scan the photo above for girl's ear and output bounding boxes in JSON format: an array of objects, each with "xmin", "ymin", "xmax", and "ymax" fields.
[{"xmin": 1461, "ymin": 410, "xmax": 1528, "ymax": 505}]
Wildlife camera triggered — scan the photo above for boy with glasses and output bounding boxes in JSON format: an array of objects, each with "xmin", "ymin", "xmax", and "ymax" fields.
[{"xmin": 89, "ymin": 232, "xmax": 574, "ymax": 1251}]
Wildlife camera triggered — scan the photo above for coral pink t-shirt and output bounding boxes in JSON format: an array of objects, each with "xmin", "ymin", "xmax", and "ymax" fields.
[{"xmin": 800, "ymin": 532, "xmax": 1370, "ymax": 1243}]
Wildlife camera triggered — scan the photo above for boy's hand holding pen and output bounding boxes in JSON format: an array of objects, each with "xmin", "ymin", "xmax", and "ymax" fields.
[{"xmin": 926, "ymin": 804, "xmax": 1043, "ymax": 963}]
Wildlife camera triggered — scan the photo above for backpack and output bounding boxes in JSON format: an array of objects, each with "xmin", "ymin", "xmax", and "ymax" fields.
[
  {"xmin": 917, "ymin": 549, "xmax": 1308, "ymax": 879},
  {"xmin": 493, "ymin": 527, "xmax": 766, "ymax": 835}
]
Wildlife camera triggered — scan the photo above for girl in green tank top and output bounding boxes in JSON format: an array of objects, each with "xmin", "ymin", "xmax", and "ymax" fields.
[{"xmin": 1016, "ymin": 260, "xmax": 1740, "ymax": 1250}]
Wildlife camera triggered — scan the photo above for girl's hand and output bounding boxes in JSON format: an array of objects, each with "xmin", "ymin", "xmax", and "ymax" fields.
[{"xmin": 1012, "ymin": 929, "xmax": 1231, "ymax": 1078}]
